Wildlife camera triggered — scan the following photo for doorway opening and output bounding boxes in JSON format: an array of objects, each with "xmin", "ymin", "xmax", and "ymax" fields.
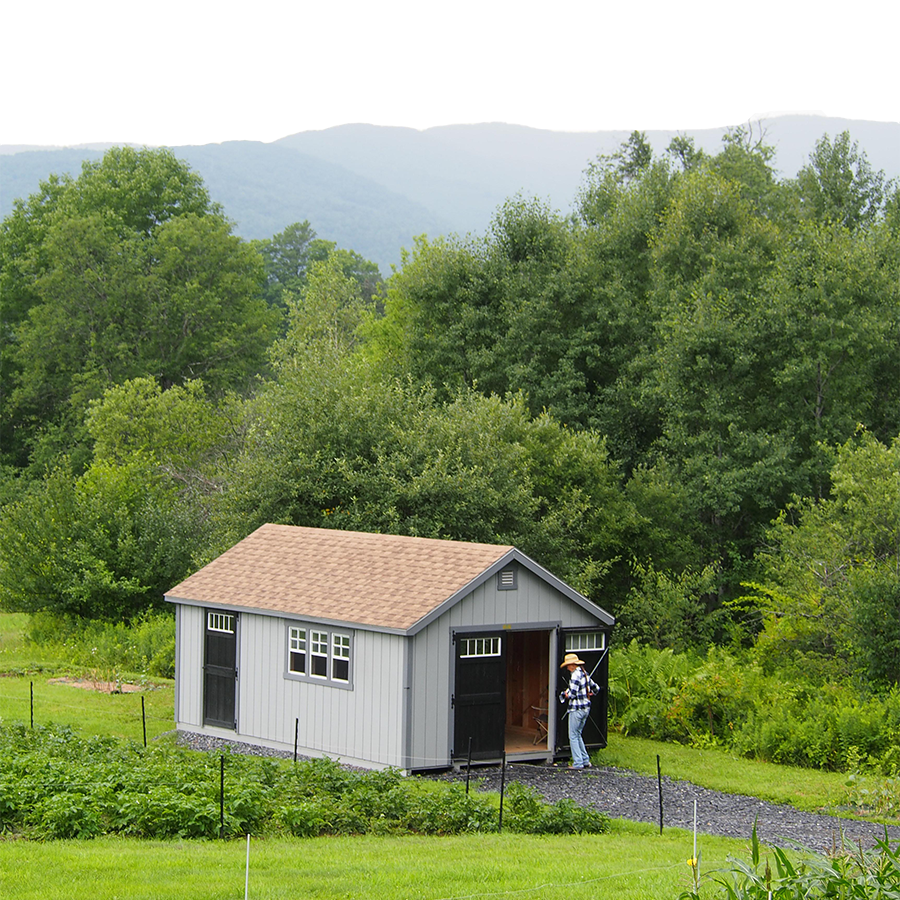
[{"xmin": 504, "ymin": 630, "xmax": 551, "ymax": 753}]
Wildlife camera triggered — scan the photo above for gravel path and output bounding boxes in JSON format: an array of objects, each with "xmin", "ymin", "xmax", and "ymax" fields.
[
  {"xmin": 436, "ymin": 762, "xmax": 900, "ymax": 854},
  {"xmin": 177, "ymin": 733, "xmax": 899, "ymax": 854}
]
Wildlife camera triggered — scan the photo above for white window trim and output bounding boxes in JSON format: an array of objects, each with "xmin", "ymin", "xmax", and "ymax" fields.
[
  {"xmin": 459, "ymin": 636, "xmax": 502, "ymax": 658},
  {"xmin": 332, "ymin": 632, "xmax": 351, "ymax": 683},
  {"xmin": 288, "ymin": 626, "xmax": 307, "ymax": 675},
  {"xmin": 285, "ymin": 622, "xmax": 353, "ymax": 689},
  {"xmin": 565, "ymin": 632, "xmax": 606, "ymax": 652},
  {"xmin": 310, "ymin": 630, "xmax": 329, "ymax": 680},
  {"xmin": 207, "ymin": 612, "xmax": 235, "ymax": 634}
]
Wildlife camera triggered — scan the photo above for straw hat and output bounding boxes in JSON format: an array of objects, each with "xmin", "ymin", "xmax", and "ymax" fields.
[{"xmin": 560, "ymin": 652, "xmax": 586, "ymax": 668}]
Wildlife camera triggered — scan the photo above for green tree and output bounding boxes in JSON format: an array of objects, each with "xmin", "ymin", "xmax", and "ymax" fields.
[
  {"xmin": 1, "ymin": 147, "xmax": 278, "ymax": 470},
  {"xmin": 761, "ymin": 219, "xmax": 900, "ymax": 496},
  {"xmin": 794, "ymin": 131, "xmax": 893, "ymax": 230},
  {"xmin": 255, "ymin": 220, "xmax": 383, "ymax": 312},
  {"xmin": 0, "ymin": 456, "xmax": 202, "ymax": 619},
  {"xmin": 747, "ymin": 431, "xmax": 900, "ymax": 683},
  {"xmin": 643, "ymin": 166, "xmax": 787, "ymax": 569},
  {"xmin": 86, "ymin": 376, "xmax": 243, "ymax": 501}
]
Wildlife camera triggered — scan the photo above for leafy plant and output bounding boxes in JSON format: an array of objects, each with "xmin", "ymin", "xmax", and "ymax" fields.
[{"xmin": 682, "ymin": 822, "xmax": 900, "ymax": 899}]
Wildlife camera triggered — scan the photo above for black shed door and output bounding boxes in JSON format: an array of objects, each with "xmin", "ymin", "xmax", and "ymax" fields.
[
  {"xmin": 556, "ymin": 629, "xmax": 609, "ymax": 751},
  {"xmin": 453, "ymin": 633, "xmax": 506, "ymax": 760},
  {"xmin": 204, "ymin": 611, "xmax": 238, "ymax": 729}
]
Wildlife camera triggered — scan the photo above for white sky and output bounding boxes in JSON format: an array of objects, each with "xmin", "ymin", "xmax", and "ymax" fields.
[{"xmin": 0, "ymin": 0, "xmax": 896, "ymax": 111}]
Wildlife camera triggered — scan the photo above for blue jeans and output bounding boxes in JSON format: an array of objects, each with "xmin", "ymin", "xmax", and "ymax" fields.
[{"xmin": 567, "ymin": 707, "xmax": 591, "ymax": 767}]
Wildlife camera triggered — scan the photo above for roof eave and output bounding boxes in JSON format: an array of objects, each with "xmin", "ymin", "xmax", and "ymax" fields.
[{"xmin": 164, "ymin": 595, "xmax": 409, "ymax": 636}]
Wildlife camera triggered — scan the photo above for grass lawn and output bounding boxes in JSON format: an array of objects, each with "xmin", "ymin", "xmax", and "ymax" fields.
[
  {"xmin": 0, "ymin": 828, "xmax": 751, "ymax": 900},
  {"xmin": 599, "ymin": 732, "xmax": 851, "ymax": 813},
  {"xmin": 0, "ymin": 612, "xmax": 174, "ymax": 743},
  {"xmin": 0, "ymin": 612, "xmax": 882, "ymax": 898}
]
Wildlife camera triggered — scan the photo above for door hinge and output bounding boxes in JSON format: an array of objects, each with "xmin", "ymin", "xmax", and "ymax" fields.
[{"xmin": 450, "ymin": 693, "xmax": 455, "ymax": 709}]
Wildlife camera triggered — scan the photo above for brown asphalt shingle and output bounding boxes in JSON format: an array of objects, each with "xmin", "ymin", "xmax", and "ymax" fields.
[{"xmin": 166, "ymin": 524, "xmax": 514, "ymax": 631}]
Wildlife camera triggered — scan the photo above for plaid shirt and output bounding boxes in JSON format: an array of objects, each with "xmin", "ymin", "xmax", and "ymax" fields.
[{"xmin": 561, "ymin": 666, "xmax": 600, "ymax": 710}]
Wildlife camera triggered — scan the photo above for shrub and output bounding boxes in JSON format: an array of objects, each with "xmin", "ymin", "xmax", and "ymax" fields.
[
  {"xmin": 27, "ymin": 610, "xmax": 176, "ymax": 678},
  {"xmin": 0, "ymin": 725, "xmax": 605, "ymax": 840},
  {"xmin": 682, "ymin": 825, "xmax": 900, "ymax": 899},
  {"xmin": 503, "ymin": 782, "xmax": 609, "ymax": 834}
]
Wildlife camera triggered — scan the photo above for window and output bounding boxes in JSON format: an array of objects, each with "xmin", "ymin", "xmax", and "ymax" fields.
[
  {"xmin": 288, "ymin": 627, "xmax": 306, "ymax": 674},
  {"xmin": 566, "ymin": 632, "xmax": 606, "ymax": 653},
  {"xmin": 332, "ymin": 633, "xmax": 351, "ymax": 682},
  {"xmin": 459, "ymin": 636, "xmax": 502, "ymax": 658},
  {"xmin": 207, "ymin": 612, "xmax": 235, "ymax": 634},
  {"xmin": 310, "ymin": 630, "xmax": 328, "ymax": 678},
  {"xmin": 286, "ymin": 623, "xmax": 353, "ymax": 687}
]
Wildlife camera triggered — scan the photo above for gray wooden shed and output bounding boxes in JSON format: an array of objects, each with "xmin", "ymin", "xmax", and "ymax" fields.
[{"xmin": 166, "ymin": 524, "xmax": 614, "ymax": 771}]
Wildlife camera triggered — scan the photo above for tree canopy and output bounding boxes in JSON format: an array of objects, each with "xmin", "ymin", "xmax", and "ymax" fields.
[
  {"xmin": 0, "ymin": 147, "xmax": 278, "ymax": 470},
  {"xmin": 0, "ymin": 130, "xmax": 896, "ymax": 698}
]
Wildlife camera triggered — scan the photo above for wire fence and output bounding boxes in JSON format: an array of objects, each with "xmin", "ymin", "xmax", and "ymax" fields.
[{"xmin": 0, "ymin": 678, "xmax": 174, "ymax": 744}]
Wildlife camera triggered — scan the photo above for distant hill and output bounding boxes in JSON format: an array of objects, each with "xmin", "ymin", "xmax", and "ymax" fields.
[{"xmin": 2, "ymin": 116, "xmax": 898, "ymax": 273}]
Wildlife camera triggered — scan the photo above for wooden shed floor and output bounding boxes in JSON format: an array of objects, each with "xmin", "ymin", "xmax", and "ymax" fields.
[{"xmin": 505, "ymin": 725, "xmax": 548, "ymax": 753}]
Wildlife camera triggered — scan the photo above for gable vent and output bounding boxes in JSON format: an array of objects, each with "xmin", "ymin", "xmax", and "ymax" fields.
[{"xmin": 497, "ymin": 568, "xmax": 517, "ymax": 590}]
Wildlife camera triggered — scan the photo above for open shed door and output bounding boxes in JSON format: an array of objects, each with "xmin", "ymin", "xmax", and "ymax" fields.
[
  {"xmin": 556, "ymin": 629, "xmax": 609, "ymax": 752},
  {"xmin": 453, "ymin": 632, "xmax": 506, "ymax": 760}
]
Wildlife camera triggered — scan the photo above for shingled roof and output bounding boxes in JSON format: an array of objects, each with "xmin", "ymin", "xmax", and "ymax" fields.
[{"xmin": 166, "ymin": 524, "xmax": 516, "ymax": 632}]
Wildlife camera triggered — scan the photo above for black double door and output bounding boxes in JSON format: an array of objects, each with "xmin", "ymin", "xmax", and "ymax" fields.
[{"xmin": 203, "ymin": 613, "xmax": 238, "ymax": 729}]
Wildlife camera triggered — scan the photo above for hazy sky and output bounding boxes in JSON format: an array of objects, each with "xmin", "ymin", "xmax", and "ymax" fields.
[
  {"xmin": 0, "ymin": 109, "xmax": 900, "ymax": 147},
  {"xmin": 0, "ymin": 0, "xmax": 884, "ymax": 110}
]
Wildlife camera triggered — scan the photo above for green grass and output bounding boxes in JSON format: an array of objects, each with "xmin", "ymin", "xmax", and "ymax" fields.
[
  {"xmin": 0, "ymin": 612, "xmax": 52, "ymax": 671},
  {"xmin": 598, "ymin": 732, "xmax": 850, "ymax": 813},
  {"xmin": 0, "ymin": 612, "xmax": 174, "ymax": 743},
  {"xmin": 0, "ymin": 827, "xmax": 751, "ymax": 900}
]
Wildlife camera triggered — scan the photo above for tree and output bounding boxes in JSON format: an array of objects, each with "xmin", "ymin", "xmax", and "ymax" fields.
[
  {"xmin": 585, "ymin": 130, "xmax": 654, "ymax": 185},
  {"xmin": 760, "ymin": 219, "xmax": 900, "ymax": 498},
  {"xmin": 0, "ymin": 456, "xmax": 202, "ymax": 620},
  {"xmin": 1, "ymin": 147, "xmax": 278, "ymax": 469},
  {"xmin": 666, "ymin": 134, "xmax": 705, "ymax": 173},
  {"xmin": 747, "ymin": 431, "xmax": 900, "ymax": 683},
  {"xmin": 255, "ymin": 220, "xmax": 383, "ymax": 312},
  {"xmin": 643, "ymin": 166, "xmax": 788, "ymax": 569},
  {"xmin": 86, "ymin": 376, "xmax": 243, "ymax": 500},
  {"xmin": 271, "ymin": 255, "xmax": 375, "ymax": 372},
  {"xmin": 794, "ymin": 131, "xmax": 893, "ymax": 230}
]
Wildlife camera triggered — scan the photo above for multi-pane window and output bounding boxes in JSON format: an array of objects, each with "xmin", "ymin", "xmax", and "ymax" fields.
[
  {"xmin": 287, "ymin": 624, "xmax": 352, "ymax": 686},
  {"xmin": 459, "ymin": 636, "xmax": 502, "ymax": 658},
  {"xmin": 332, "ymin": 633, "xmax": 351, "ymax": 682},
  {"xmin": 207, "ymin": 612, "xmax": 235, "ymax": 634},
  {"xmin": 310, "ymin": 631, "xmax": 329, "ymax": 678},
  {"xmin": 565, "ymin": 632, "xmax": 606, "ymax": 652},
  {"xmin": 288, "ymin": 627, "xmax": 306, "ymax": 674}
]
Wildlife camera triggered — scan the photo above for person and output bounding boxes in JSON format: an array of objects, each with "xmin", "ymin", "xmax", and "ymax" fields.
[{"xmin": 559, "ymin": 652, "xmax": 600, "ymax": 769}]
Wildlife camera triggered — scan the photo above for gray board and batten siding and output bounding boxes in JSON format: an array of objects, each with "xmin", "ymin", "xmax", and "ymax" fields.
[
  {"xmin": 166, "ymin": 525, "xmax": 614, "ymax": 772},
  {"xmin": 173, "ymin": 603, "xmax": 409, "ymax": 768},
  {"xmin": 406, "ymin": 559, "xmax": 612, "ymax": 770}
]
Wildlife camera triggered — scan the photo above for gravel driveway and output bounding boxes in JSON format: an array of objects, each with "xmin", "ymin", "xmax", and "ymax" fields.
[{"xmin": 437, "ymin": 762, "xmax": 900, "ymax": 854}]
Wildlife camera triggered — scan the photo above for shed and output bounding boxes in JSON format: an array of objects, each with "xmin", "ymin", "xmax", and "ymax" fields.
[{"xmin": 165, "ymin": 524, "xmax": 614, "ymax": 771}]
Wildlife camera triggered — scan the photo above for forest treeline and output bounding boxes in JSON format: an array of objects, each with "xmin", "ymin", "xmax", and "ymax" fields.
[{"xmin": 1, "ymin": 130, "xmax": 898, "ymax": 703}]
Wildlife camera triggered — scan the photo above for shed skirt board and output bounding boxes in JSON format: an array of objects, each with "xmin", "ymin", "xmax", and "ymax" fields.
[
  {"xmin": 451, "ymin": 629, "xmax": 554, "ymax": 763},
  {"xmin": 203, "ymin": 611, "xmax": 238, "ymax": 730}
]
